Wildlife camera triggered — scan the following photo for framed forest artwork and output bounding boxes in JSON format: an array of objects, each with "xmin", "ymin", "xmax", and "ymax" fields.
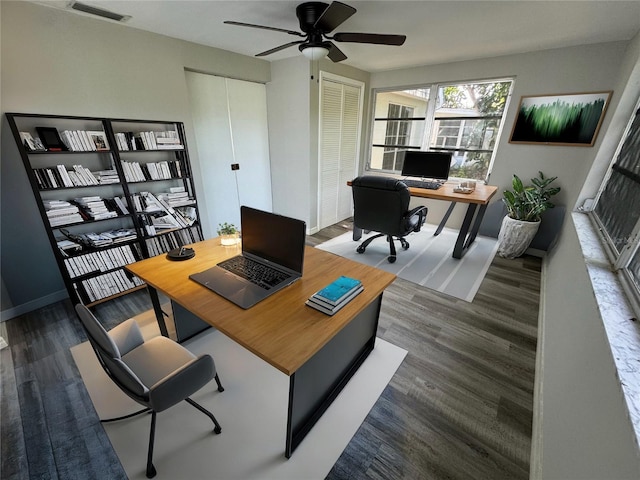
[{"xmin": 509, "ymin": 91, "xmax": 612, "ymax": 146}]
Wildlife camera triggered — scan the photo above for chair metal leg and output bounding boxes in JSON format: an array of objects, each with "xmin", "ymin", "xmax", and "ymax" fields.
[
  {"xmin": 356, "ymin": 233, "xmax": 384, "ymax": 254},
  {"xmin": 146, "ymin": 411, "xmax": 157, "ymax": 478},
  {"xmin": 185, "ymin": 397, "xmax": 222, "ymax": 434},
  {"xmin": 100, "ymin": 407, "xmax": 150, "ymax": 423},
  {"xmin": 214, "ymin": 373, "xmax": 224, "ymax": 392},
  {"xmin": 387, "ymin": 235, "xmax": 397, "ymax": 263}
]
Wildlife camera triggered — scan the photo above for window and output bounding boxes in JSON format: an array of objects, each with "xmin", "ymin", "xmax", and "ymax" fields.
[
  {"xmin": 382, "ymin": 103, "xmax": 414, "ymax": 170},
  {"xmin": 368, "ymin": 79, "xmax": 513, "ymax": 181},
  {"xmin": 592, "ymin": 100, "xmax": 640, "ymax": 307}
]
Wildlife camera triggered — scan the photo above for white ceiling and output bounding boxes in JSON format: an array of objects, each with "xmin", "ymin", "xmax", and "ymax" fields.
[{"xmin": 37, "ymin": 1, "xmax": 640, "ymax": 72}]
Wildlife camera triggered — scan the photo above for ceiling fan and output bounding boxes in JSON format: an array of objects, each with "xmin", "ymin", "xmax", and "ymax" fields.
[{"xmin": 224, "ymin": 1, "xmax": 406, "ymax": 62}]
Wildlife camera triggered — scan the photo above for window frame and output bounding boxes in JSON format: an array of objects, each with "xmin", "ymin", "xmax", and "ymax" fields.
[
  {"xmin": 589, "ymin": 96, "xmax": 640, "ymax": 317},
  {"xmin": 366, "ymin": 78, "xmax": 514, "ymax": 182}
]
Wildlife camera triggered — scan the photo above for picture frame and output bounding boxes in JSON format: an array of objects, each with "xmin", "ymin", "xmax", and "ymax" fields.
[
  {"xmin": 87, "ymin": 131, "xmax": 110, "ymax": 151},
  {"xmin": 35, "ymin": 126, "xmax": 68, "ymax": 151},
  {"xmin": 509, "ymin": 91, "xmax": 612, "ymax": 146}
]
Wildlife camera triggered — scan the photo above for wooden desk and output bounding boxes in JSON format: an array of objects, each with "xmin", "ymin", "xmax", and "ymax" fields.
[
  {"xmin": 349, "ymin": 180, "xmax": 498, "ymax": 259},
  {"xmin": 126, "ymin": 239, "xmax": 396, "ymax": 457}
]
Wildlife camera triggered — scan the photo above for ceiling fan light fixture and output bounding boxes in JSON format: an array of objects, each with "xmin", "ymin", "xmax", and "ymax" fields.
[{"xmin": 300, "ymin": 45, "xmax": 330, "ymax": 61}]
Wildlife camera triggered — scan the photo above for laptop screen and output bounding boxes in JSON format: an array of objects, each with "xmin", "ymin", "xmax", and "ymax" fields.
[
  {"xmin": 401, "ymin": 151, "xmax": 452, "ymax": 180},
  {"xmin": 240, "ymin": 206, "xmax": 306, "ymax": 274}
]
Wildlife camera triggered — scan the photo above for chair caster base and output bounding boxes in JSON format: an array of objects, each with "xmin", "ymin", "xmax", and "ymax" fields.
[
  {"xmin": 356, "ymin": 246, "xmax": 366, "ymax": 254},
  {"xmin": 214, "ymin": 426, "xmax": 222, "ymax": 434},
  {"xmin": 387, "ymin": 255, "xmax": 396, "ymax": 263},
  {"xmin": 400, "ymin": 239, "xmax": 409, "ymax": 250},
  {"xmin": 146, "ymin": 464, "xmax": 157, "ymax": 478}
]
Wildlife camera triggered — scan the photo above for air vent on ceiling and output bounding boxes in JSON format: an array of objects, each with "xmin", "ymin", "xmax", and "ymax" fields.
[{"xmin": 67, "ymin": 1, "xmax": 131, "ymax": 22}]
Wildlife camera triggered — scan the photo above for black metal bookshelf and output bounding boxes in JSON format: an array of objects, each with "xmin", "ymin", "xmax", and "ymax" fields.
[{"xmin": 6, "ymin": 112, "xmax": 204, "ymax": 307}]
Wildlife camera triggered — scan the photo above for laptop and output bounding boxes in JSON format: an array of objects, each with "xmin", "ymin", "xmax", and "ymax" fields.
[{"xmin": 189, "ymin": 206, "xmax": 306, "ymax": 309}]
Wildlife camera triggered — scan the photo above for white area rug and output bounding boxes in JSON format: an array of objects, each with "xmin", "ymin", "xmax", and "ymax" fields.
[
  {"xmin": 71, "ymin": 316, "xmax": 406, "ymax": 479},
  {"xmin": 317, "ymin": 224, "xmax": 499, "ymax": 302}
]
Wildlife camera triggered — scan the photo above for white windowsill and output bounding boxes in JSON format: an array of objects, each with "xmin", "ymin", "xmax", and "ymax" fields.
[{"xmin": 572, "ymin": 212, "xmax": 640, "ymax": 447}]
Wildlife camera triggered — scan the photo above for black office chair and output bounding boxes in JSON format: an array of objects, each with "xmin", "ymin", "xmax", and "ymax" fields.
[
  {"xmin": 351, "ymin": 175, "xmax": 428, "ymax": 263},
  {"xmin": 75, "ymin": 304, "xmax": 224, "ymax": 478}
]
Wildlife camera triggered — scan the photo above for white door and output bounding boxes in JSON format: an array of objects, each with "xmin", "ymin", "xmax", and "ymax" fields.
[
  {"xmin": 318, "ymin": 73, "xmax": 364, "ymax": 230},
  {"xmin": 185, "ymin": 71, "xmax": 271, "ymax": 236}
]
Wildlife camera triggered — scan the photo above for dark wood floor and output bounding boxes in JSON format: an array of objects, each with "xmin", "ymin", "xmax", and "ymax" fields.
[{"xmin": 1, "ymin": 220, "xmax": 540, "ymax": 480}]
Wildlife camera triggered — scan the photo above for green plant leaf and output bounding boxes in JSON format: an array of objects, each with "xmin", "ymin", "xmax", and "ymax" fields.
[{"xmin": 501, "ymin": 171, "xmax": 561, "ymax": 221}]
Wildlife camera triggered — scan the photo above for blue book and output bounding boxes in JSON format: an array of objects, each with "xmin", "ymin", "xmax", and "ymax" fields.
[{"xmin": 313, "ymin": 276, "xmax": 362, "ymax": 305}]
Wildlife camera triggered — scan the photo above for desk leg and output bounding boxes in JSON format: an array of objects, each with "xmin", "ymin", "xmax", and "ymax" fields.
[
  {"xmin": 434, "ymin": 201, "xmax": 457, "ymax": 236},
  {"xmin": 353, "ymin": 225, "xmax": 363, "ymax": 241},
  {"xmin": 464, "ymin": 203, "xmax": 489, "ymax": 250},
  {"xmin": 453, "ymin": 204, "xmax": 478, "ymax": 259},
  {"xmin": 284, "ymin": 295, "xmax": 382, "ymax": 458},
  {"xmin": 147, "ymin": 285, "xmax": 169, "ymax": 338}
]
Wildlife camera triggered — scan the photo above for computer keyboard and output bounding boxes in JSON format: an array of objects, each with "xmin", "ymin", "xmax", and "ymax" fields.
[
  {"xmin": 401, "ymin": 179, "xmax": 443, "ymax": 190},
  {"xmin": 218, "ymin": 256, "xmax": 289, "ymax": 290}
]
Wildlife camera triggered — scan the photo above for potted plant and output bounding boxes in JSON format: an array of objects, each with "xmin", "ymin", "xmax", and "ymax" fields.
[
  {"xmin": 497, "ymin": 171, "xmax": 560, "ymax": 258},
  {"xmin": 217, "ymin": 222, "xmax": 239, "ymax": 246}
]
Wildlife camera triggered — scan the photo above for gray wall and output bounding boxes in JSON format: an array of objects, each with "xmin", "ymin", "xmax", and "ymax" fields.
[{"xmin": 1, "ymin": 1, "xmax": 269, "ymax": 312}]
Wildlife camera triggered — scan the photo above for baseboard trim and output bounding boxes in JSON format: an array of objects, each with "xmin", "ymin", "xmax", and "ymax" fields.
[
  {"xmin": 1, "ymin": 289, "xmax": 69, "ymax": 322},
  {"xmin": 530, "ymin": 257, "xmax": 547, "ymax": 479}
]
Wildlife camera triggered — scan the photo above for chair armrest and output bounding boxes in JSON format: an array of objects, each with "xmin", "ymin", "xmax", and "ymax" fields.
[
  {"xmin": 407, "ymin": 205, "xmax": 428, "ymax": 218},
  {"xmin": 406, "ymin": 206, "xmax": 428, "ymax": 231},
  {"xmin": 109, "ymin": 319, "xmax": 144, "ymax": 356},
  {"xmin": 148, "ymin": 354, "xmax": 215, "ymax": 412}
]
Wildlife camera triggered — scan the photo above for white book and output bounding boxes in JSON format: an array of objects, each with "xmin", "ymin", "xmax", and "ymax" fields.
[{"xmin": 131, "ymin": 162, "xmax": 145, "ymax": 181}]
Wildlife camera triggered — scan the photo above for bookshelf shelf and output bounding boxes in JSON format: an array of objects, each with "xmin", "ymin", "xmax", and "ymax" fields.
[{"xmin": 6, "ymin": 112, "xmax": 204, "ymax": 308}]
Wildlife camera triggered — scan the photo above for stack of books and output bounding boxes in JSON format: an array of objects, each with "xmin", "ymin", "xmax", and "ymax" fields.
[
  {"xmin": 74, "ymin": 196, "xmax": 118, "ymax": 221},
  {"xmin": 306, "ymin": 275, "xmax": 363, "ymax": 316},
  {"xmin": 44, "ymin": 200, "xmax": 84, "ymax": 227}
]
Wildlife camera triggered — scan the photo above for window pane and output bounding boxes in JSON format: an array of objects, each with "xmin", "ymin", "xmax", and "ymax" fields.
[
  {"xmin": 594, "ymin": 107, "xmax": 640, "ymax": 253},
  {"xmin": 615, "ymin": 111, "xmax": 640, "ymax": 174},
  {"xmin": 447, "ymin": 150, "xmax": 493, "ymax": 181},
  {"xmin": 594, "ymin": 170, "xmax": 640, "ymax": 253},
  {"xmin": 436, "ymin": 82, "xmax": 511, "ymax": 115},
  {"xmin": 628, "ymin": 248, "xmax": 640, "ymax": 289},
  {"xmin": 372, "ymin": 146, "xmax": 409, "ymax": 170},
  {"xmin": 369, "ymin": 81, "xmax": 511, "ymax": 179},
  {"xmin": 431, "ymin": 118, "xmax": 500, "ymax": 150}
]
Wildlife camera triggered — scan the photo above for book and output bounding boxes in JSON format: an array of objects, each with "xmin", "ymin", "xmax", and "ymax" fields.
[
  {"xmin": 19, "ymin": 132, "xmax": 38, "ymax": 151},
  {"xmin": 306, "ymin": 285, "xmax": 364, "ymax": 315},
  {"xmin": 312, "ymin": 275, "xmax": 362, "ymax": 306}
]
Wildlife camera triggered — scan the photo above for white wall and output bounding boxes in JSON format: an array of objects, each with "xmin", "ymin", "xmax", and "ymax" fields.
[
  {"xmin": 370, "ymin": 40, "xmax": 640, "ymax": 478},
  {"xmin": 267, "ymin": 57, "xmax": 369, "ymax": 232},
  {"xmin": 1, "ymin": 1, "xmax": 269, "ymax": 311},
  {"xmin": 266, "ymin": 57, "xmax": 312, "ymax": 225},
  {"xmin": 538, "ymin": 32, "xmax": 640, "ymax": 480}
]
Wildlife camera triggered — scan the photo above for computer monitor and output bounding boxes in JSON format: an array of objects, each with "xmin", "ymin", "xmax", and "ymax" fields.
[{"xmin": 401, "ymin": 151, "xmax": 453, "ymax": 180}]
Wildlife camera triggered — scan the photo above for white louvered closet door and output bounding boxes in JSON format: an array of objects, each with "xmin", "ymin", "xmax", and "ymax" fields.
[{"xmin": 319, "ymin": 75, "xmax": 363, "ymax": 230}]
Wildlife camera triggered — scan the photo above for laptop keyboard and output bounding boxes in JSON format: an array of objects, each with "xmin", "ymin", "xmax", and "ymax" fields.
[
  {"xmin": 218, "ymin": 256, "xmax": 289, "ymax": 290},
  {"xmin": 401, "ymin": 179, "xmax": 443, "ymax": 190}
]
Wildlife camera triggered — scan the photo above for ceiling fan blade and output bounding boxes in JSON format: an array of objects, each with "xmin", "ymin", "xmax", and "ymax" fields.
[
  {"xmin": 333, "ymin": 32, "xmax": 407, "ymax": 46},
  {"xmin": 256, "ymin": 40, "xmax": 306, "ymax": 57},
  {"xmin": 326, "ymin": 42, "xmax": 347, "ymax": 63},
  {"xmin": 314, "ymin": 1, "xmax": 356, "ymax": 33},
  {"xmin": 224, "ymin": 21, "xmax": 304, "ymax": 37}
]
